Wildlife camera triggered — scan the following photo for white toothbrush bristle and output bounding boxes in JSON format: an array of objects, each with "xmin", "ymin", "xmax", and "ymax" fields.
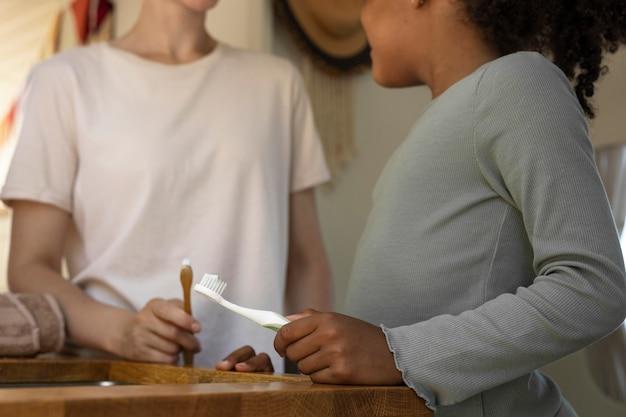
[
  {"xmin": 198, "ymin": 273, "xmax": 227, "ymax": 297},
  {"xmin": 193, "ymin": 273, "xmax": 287, "ymax": 332},
  {"xmin": 182, "ymin": 258, "xmax": 191, "ymax": 267}
]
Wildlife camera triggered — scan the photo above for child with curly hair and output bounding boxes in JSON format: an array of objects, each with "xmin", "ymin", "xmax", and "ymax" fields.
[{"xmin": 225, "ymin": 0, "xmax": 626, "ymax": 415}]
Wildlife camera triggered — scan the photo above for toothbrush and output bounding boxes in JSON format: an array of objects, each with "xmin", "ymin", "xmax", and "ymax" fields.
[
  {"xmin": 194, "ymin": 274, "xmax": 289, "ymax": 332},
  {"xmin": 180, "ymin": 259, "xmax": 194, "ymax": 367}
]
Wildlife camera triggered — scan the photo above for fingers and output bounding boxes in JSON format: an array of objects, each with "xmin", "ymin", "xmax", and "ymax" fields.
[
  {"xmin": 274, "ymin": 314, "xmax": 320, "ymax": 357},
  {"xmin": 286, "ymin": 308, "xmax": 318, "ymax": 322},
  {"xmin": 122, "ymin": 299, "xmax": 203, "ymax": 364},
  {"xmin": 129, "ymin": 328, "xmax": 178, "ymax": 364},
  {"xmin": 284, "ymin": 333, "xmax": 320, "ymax": 363},
  {"xmin": 305, "ymin": 356, "xmax": 353, "ymax": 384},
  {"xmin": 168, "ymin": 299, "xmax": 184, "ymax": 308},
  {"xmin": 309, "ymin": 367, "xmax": 336, "ymax": 384},
  {"xmin": 143, "ymin": 298, "xmax": 201, "ymax": 352},
  {"xmin": 216, "ymin": 345, "xmax": 256, "ymax": 370},
  {"xmin": 143, "ymin": 349, "xmax": 178, "ymax": 364},
  {"xmin": 216, "ymin": 346, "xmax": 274, "ymax": 373},
  {"xmin": 149, "ymin": 298, "xmax": 201, "ymax": 333},
  {"xmin": 234, "ymin": 353, "xmax": 274, "ymax": 373},
  {"xmin": 144, "ymin": 330, "xmax": 180, "ymax": 356},
  {"xmin": 146, "ymin": 314, "xmax": 201, "ymax": 352},
  {"xmin": 296, "ymin": 350, "xmax": 330, "ymax": 375}
]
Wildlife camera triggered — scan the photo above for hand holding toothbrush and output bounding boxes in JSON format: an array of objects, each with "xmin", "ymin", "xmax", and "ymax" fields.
[
  {"xmin": 219, "ymin": 309, "xmax": 403, "ymax": 386},
  {"xmin": 112, "ymin": 298, "xmax": 202, "ymax": 364},
  {"xmin": 274, "ymin": 310, "xmax": 403, "ymax": 385},
  {"xmin": 196, "ymin": 274, "xmax": 400, "ymax": 383}
]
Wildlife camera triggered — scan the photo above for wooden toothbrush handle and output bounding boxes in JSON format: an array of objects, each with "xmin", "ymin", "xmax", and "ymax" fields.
[
  {"xmin": 183, "ymin": 297, "xmax": 191, "ymax": 316},
  {"xmin": 182, "ymin": 281, "xmax": 194, "ymax": 367}
]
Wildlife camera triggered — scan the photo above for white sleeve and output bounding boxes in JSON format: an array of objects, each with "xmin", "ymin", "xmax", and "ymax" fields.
[
  {"xmin": 1, "ymin": 61, "xmax": 78, "ymax": 212},
  {"xmin": 288, "ymin": 66, "xmax": 330, "ymax": 192}
]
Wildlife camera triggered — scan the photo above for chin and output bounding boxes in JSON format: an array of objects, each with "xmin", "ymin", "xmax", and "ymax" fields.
[
  {"xmin": 372, "ymin": 66, "xmax": 421, "ymax": 89},
  {"xmin": 179, "ymin": 0, "xmax": 219, "ymax": 12}
]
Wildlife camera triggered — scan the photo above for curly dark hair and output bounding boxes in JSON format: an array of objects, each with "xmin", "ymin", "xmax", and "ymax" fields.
[{"xmin": 461, "ymin": 0, "xmax": 626, "ymax": 118}]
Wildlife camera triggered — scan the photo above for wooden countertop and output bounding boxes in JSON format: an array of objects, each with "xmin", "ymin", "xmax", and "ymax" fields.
[{"xmin": 0, "ymin": 359, "xmax": 432, "ymax": 417}]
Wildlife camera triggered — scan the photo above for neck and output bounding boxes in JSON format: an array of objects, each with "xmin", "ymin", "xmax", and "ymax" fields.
[
  {"xmin": 113, "ymin": 0, "xmax": 216, "ymax": 64},
  {"xmin": 426, "ymin": 26, "xmax": 499, "ymax": 98}
]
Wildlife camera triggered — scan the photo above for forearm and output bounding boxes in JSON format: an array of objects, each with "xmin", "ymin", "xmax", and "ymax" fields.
[
  {"xmin": 285, "ymin": 189, "xmax": 334, "ymax": 313},
  {"xmin": 386, "ymin": 263, "xmax": 626, "ymax": 408},
  {"xmin": 285, "ymin": 259, "xmax": 333, "ymax": 313},
  {"xmin": 9, "ymin": 263, "xmax": 132, "ymax": 354}
]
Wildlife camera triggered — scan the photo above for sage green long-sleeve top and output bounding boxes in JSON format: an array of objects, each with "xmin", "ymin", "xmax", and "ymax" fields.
[{"xmin": 345, "ymin": 52, "xmax": 626, "ymax": 417}]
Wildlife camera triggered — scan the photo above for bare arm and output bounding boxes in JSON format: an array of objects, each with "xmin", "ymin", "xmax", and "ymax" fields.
[
  {"xmin": 8, "ymin": 200, "xmax": 130, "ymax": 352},
  {"xmin": 8, "ymin": 200, "xmax": 201, "ymax": 362},
  {"xmin": 284, "ymin": 189, "xmax": 333, "ymax": 313}
]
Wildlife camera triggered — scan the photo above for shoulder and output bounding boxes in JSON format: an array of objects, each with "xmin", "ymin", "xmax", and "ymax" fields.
[
  {"xmin": 28, "ymin": 44, "xmax": 102, "ymax": 86},
  {"xmin": 476, "ymin": 52, "xmax": 579, "ymax": 109},
  {"xmin": 473, "ymin": 52, "xmax": 592, "ymax": 160}
]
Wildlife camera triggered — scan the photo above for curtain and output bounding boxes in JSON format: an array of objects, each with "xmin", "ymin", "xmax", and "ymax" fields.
[
  {"xmin": 587, "ymin": 144, "xmax": 626, "ymax": 402},
  {"xmin": 0, "ymin": 0, "xmax": 114, "ymax": 209},
  {"xmin": 0, "ymin": 0, "xmax": 114, "ymax": 149}
]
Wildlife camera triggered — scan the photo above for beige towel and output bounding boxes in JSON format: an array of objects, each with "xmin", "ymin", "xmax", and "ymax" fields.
[{"xmin": 0, "ymin": 293, "xmax": 65, "ymax": 357}]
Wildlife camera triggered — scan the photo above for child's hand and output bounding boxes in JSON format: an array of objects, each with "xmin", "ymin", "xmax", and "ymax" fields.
[
  {"xmin": 274, "ymin": 310, "xmax": 403, "ymax": 385},
  {"xmin": 216, "ymin": 345, "xmax": 274, "ymax": 372},
  {"xmin": 112, "ymin": 298, "xmax": 202, "ymax": 363}
]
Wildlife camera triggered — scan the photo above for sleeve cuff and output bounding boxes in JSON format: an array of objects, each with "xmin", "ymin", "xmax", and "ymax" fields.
[
  {"xmin": 291, "ymin": 169, "xmax": 331, "ymax": 193},
  {"xmin": 381, "ymin": 324, "xmax": 437, "ymax": 411},
  {"xmin": 0, "ymin": 186, "xmax": 72, "ymax": 213}
]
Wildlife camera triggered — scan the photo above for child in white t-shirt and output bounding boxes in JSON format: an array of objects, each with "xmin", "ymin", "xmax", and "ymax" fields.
[{"xmin": 1, "ymin": 0, "xmax": 332, "ymax": 370}]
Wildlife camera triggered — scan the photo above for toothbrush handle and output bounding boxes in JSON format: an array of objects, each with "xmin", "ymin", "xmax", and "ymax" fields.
[
  {"xmin": 182, "ymin": 296, "xmax": 193, "ymax": 367},
  {"xmin": 220, "ymin": 299, "xmax": 289, "ymax": 329},
  {"xmin": 180, "ymin": 269, "xmax": 194, "ymax": 367}
]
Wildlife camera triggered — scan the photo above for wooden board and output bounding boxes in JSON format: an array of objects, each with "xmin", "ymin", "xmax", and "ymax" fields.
[
  {"xmin": 0, "ymin": 359, "xmax": 310, "ymax": 384},
  {"xmin": 0, "ymin": 359, "xmax": 432, "ymax": 417}
]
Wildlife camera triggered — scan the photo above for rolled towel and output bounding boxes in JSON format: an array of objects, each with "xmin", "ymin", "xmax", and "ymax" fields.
[{"xmin": 0, "ymin": 293, "xmax": 65, "ymax": 357}]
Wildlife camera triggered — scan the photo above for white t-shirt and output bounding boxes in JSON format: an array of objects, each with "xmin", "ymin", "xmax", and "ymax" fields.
[{"xmin": 1, "ymin": 42, "xmax": 329, "ymax": 369}]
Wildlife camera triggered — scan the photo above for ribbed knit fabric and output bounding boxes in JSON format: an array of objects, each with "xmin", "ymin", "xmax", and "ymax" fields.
[{"xmin": 345, "ymin": 52, "xmax": 626, "ymax": 417}]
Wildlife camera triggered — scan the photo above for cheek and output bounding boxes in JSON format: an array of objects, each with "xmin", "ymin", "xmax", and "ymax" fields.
[
  {"xmin": 369, "ymin": 31, "xmax": 417, "ymax": 87},
  {"xmin": 361, "ymin": 3, "xmax": 418, "ymax": 87}
]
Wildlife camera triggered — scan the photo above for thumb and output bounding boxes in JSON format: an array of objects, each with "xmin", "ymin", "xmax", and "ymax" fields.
[
  {"xmin": 287, "ymin": 308, "xmax": 319, "ymax": 322},
  {"xmin": 167, "ymin": 298, "xmax": 184, "ymax": 308}
]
